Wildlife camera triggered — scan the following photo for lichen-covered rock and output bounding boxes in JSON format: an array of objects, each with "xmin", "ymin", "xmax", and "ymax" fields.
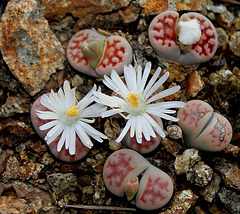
[
  {"xmin": 0, "ymin": 0, "xmax": 65, "ymax": 96},
  {"xmin": 174, "ymin": 149, "xmax": 201, "ymax": 175},
  {"xmin": 186, "ymin": 161, "xmax": 213, "ymax": 186}
]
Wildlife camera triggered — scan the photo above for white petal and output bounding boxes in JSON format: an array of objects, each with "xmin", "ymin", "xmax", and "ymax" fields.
[
  {"xmin": 69, "ymin": 126, "xmax": 76, "ymax": 155},
  {"xmin": 50, "ymin": 90, "xmax": 65, "ymax": 113},
  {"xmin": 65, "ymin": 126, "xmax": 71, "ymax": 150},
  {"xmin": 135, "ymin": 116, "xmax": 143, "ymax": 144},
  {"xmin": 148, "ymin": 101, "xmax": 185, "ymax": 109},
  {"xmin": 100, "ymin": 108, "xmax": 125, "ymax": 118},
  {"xmin": 136, "ymin": 65, "xmax": 143, "ymax": 89},
  {"xmin": 39, "ymin": 120, "xmax": 59, "ymax": 131},
  {"xmin": 94, "ymin": 91, "xmax": 126, "ymax": 108},
  {"xmin": 77, "ymin": 121, "xmax": 107, "ymax": 142},
  {"xmin": 36, "ymin": 110, "xmax": 59, "ymax": 120},
  {"xmin": 144, "ymin": 113, "xmax": 165, "ymax": 138},
  {"xmin": 145, "ymin": 72, "xmax": 170, "ymax": 100},
  {"xmin": 75, "ymin": 123, "xmax": 93, "ymax": 148},
  {"xmin": 77, "ymin": 96, "xmax": 95, "ymax": 112},
  {"xmin": 147, "ymin": 109, "xmax": 179, "ymax": 122},
  {"xmin": 147, "ymin": 86, "xmax": 180, "ymax": 104},
  {"xmin": 124, "ymin": 64, "xmax": 137, "ymax": 92},
  {"xmin": 110, "ymin": 70, "xmax": 130, "ymax": 98},
  {"xmin": 40, "ymin": 94, "xmax": 59, "ymax": 113},
  {"xmin": 141, "ymin": 113, "xmax": 156, "ymax": 139},
  {"xmin": 81, "ymin": 103, "xmax": 107, "ymax": 117},
  {"xmin": 139, "ymin": 62, "xmax": 151, "ymax": 94},
  {"xmin": 130, "ymin": 117, "xmax": 136, "ymax": 138},
  {"xmin": 57, "ymin": 129, "xmax": 66, "ymax": 152},
  {"xmin": 115, "ymin": 119, "xmax": 132, "ymax": 143},
  {"xmin": 45, "ymin": 122, "xmax": 63, "ymax": 138},
  {"xmin": 45, "ymin": 123, "xmax": 64, "ymax": 145},
  {"xmin": 143, "ymin": 67, "xmax": 161, "ymax": 98}
]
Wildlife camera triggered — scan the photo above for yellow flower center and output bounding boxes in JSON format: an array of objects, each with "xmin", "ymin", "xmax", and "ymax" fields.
[
  {"xmin": 65, "ymin": 105, "xmax": 79, "ymax": 117},
  {"xmin": 125, "ymin": 93, "xmax": 140, "ymax": 108}
]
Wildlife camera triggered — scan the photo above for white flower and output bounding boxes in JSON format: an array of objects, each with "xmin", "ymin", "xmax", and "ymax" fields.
[
  {"xmin": 36, "ymin": 80, "xmax": 107, "ymax": 155},
  {"xmin": 94, "ymin": 62, "xmax": 185, "ymax": 144},
  {"xmin": 177, "ymin": 19, "xmax": 201, "ymax": 45}
]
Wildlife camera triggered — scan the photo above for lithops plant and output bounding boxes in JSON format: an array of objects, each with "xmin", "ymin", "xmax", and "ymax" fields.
[
  {"xmin": 67, "ymin": 29, "xmax": 133, "ymax": 77},
  {"xmin": 31, "ymin": 81, "xmax": 107, "ymax": 162},
  {"xmin": 103, "ymin": 149, "xmax": 174, "ymax": 210},
  {"xmin": 149, "ymin": 11, "xmax": 218, "ymax": 65},
  {"xmin": 103, "ymin": 149, "xmax": 150, "ymax": 197},
  {"xmin": 177, "ymin": 100, "xmax": 232, "ymax": 151}
]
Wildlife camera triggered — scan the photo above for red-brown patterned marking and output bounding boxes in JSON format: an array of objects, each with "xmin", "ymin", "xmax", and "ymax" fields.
[
  {"xmin": 140, "ymin": 176, "xmax": 169, "ymax": 204},
  {"xmin": 153, "ymin": 15, "xmax": 178, "ymax": 46},
  {"xmin": 181, "ymin": 103, "xmax": 208, "ymax": 128},
  {"xmin": 97, "ymin": 39, "xmax": 124, "ymax": 69},
  {"xmin": 68, "ymin": 33, "xmax": 89, "ymax": 65},
  {"xmin": 189, "ymin": 16, "xmax": 217, "ymax": 56},
  {"xmin": 106, "ymin": 152, "xmax": 135, "ymax": 188}
]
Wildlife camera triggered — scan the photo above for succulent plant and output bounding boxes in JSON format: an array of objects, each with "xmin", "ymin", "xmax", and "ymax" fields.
[
  {"xmin": 149, "ymin": 11, "xmax": 218, "ymax": 65},
  {"xmin": 103, "ymin": 149, "xmax": 150, "ymax": 197},
  {"xmin": 103, "ymin": 149, "xmax": 174, "ymax": 210},
  {"xmin": 67, "ymin": 29, "xmax": 132, "ymax": 77},
  {"xmin": 177, "ymin": 100, "xmax": 232, "ymax": 151},
  {"xmin": 31, "ymin": 81, "xmax": 107, "ymax": 162}
]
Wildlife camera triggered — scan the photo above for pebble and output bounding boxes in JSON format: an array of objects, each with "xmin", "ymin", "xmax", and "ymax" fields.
[
  {"xmin": 13, "ymin": 181, "xmax": 55, "ymax": 213},
  {"xmin": 218, "ymin": 188, "xmax": 240, "ymax": 214},
  {"xmin": 0, "ymin": 119, "xmax": 33, "ymax": 148},
  {"xmin": 174, "ymin": 149, "xmax": 201, "ymax": 175},
  {"xmin": 208, "ymin": 69, "xmax": 240, "ymax": 100},
  {"xmin": 229, "ymin": 31, "xmax": 240, "ymax": 57},
  {"xmin": 161, "ymin": 138, "xmax": 182, "ymax": 157},
  {"xmin": 216, "ymin": 10, "xmax": 234, "ymax": 28},
  {"xmin": 199, "ymin": 173, "xmax": 221, "ymax": 202},
  {"xmin": 224, "ymin": 144, "xmax": 240, "ymax": 158},
  {"xmin": 0, "ymin": 0, "xmax": 65, "ymax": 96},
  {"xmin": 0, "ymin": 92, "xmax": 31, "ymax": 117},
  {"xmin": 47, "ymin": 173, "xmax": 78, "ymax": 199},
  {"xmin": 42, "ymin": 0, "xmax": 131, "ymax": 20},
  {"xmin": 216, "ymin": 27, "xmax": 229, "ymax": 47},
  {"xmin": 0, "ymin": 196, "xmax": 32, "ymax": 213},
  {"xmin": 214, "ymin": 158, "xmax": 240, "ymax": 192},
  {"xmin": 186, "ymin": 71, "xmax": 204, "ymax": 99},
  {"xmin": 2, "ymin": 155, "xmax": 19, "ymax": 183},
  {"xmin": 161, "ymin": 189, "xmax": 198, "ymax": 213},
  {"xmin": 0, "ymin": 149, "xmax": 14, "ymax": 173},
  {"xmin": 186, "ymin": 161, "xmax": 213, "ymax": 186},
  {"xmin": 206, "ymin": 5, "xmax": 227, "ymax": 14}
]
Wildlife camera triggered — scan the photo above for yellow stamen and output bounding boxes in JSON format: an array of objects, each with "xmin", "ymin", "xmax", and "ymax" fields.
[
  {"xmin": 65, "ymin": 105, "xmax": 79, "ymax": 117},
  {"xmin": 125, "ymin": 93, "xmax": 140, "ymax": 108}
]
